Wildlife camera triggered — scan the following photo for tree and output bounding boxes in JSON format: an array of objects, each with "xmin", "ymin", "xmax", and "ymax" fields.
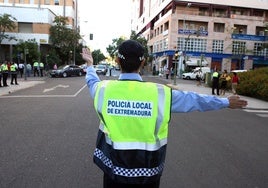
[
  {"xmin": 49, "ymin": 16, "xmax": 80, "ymax": 65},
  {"xmin": 0, "ymin": 13, "xmax": 17, "ymax": 60},
  {"xmin": 14, "ymin": 39, "xmax": 40, "ymax": 64},
  {"xmin": 92, "ymin": 49, "xmax": 106, "ymax": 65},
  {"xmin": 106, "ymin": 37, "xmax": 126, "ymax": 60},
  {"xmin": 106, "ymin": 30, "xmax": 149, "ymax": 62},
  {"xmin": 0, "ymin": 13, "xmax": 17, "ymax": 45}
]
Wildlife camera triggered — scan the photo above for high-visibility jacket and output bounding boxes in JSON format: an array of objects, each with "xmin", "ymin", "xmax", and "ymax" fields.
[
  {"xmin": 93, "ymin": 80, "xmax": 171, "ymax": 184},
  {"xmin": 1, "ymin": 64, "xmax": 8, "ymax": 73},
  {"xmin": 10, "ymin": 64, "xmax": 17, "ymax": 72},
  {"xmin": 39, "ymin": 62, "xmax": 44, "ymax": 68},
  {"xmin": 33, "ymin": 62, "xmax": 39, "ymax": 67},
  {"xmin": 212, "ymin": 72, "xmax": 219, "ymax": 78}
]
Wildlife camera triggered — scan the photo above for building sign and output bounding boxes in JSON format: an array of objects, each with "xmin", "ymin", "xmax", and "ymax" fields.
[
  {"xmin": 39, "ymin": 39, "xmax": 47, "ymax": 44},
  {"xmin": 232, "ymin": 34, "xmax": 267, "ymax": 41},
  {"xmin": 178, "ymin": 29, "xmax": 208, "ymax": 36}
]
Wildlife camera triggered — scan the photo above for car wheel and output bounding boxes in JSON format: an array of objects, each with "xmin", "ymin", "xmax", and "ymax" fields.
[
  {"xmin": 62, "ymin": 72, "xmax": 67, "ymax": 78},
  {"xmin": 78, "ymin": 71, "xmax": 82, "ymax": 76},
  {"xmin": 186, "ymin": 76, "xmax": 190, "ymax": 80}
]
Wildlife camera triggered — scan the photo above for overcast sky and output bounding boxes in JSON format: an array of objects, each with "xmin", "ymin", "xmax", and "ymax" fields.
[{"xmin": 79, "ymin": 0, "xmax": 132, "ymax": 54}]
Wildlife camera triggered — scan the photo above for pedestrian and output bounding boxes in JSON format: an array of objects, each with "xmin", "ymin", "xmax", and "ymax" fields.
[
  {"xmin": 220, "ymin": 70, "xmax": 228, "ymax": 95},
  {"xmin": 164, "ymin": 64, "xmax": 169, "ymax": 79},
  {"xmin": 39, "ymin": 61, "xmax": 44, "ymax": 77},
  {"xmin": 81, "ymin": 40, "xmax": 247, "ymax": 188},
  {"xmin": 231, "ymin": 72, "xmax": 240, "ymax": 94},
  {"xmin": 26, "ymin": 63, "xmax": 32, "ymax": 77},
  {"xmin": 1, "ymin": 61, "xmax": 9, "ymax": 87},
  {"xmin": 196, "ymin": 69, "xmax": 202, "ymax": 86},
  {"xmin": 10, "ymin": 62, "xmax": 19, "ymax": 85},
  {"xmin": 212, "ymin": 68, "xmax": 220, "ymax": 95},
  {"xmin": 53, "ymin": 63, "xmax": 58, "ymax": 70},
  {"xmin": 33, "ymin": 61, "xmax": 39, "ymax": 77},
  {"xmin": 18, "ymin": 62, "xmax": 24, "ymax": 78}
]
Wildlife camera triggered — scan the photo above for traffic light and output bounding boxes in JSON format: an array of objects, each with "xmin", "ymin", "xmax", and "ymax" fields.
[
  {"xmin": 174, "ymin": 51, "xmax": 179, "ymax": 60},
  {"xmin": 89, "ymin": 33, "xmax": 93, "ymax": 40}
]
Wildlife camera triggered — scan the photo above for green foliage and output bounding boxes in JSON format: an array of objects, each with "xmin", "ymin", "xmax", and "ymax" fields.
[
  {"xmin": 106, "ymin": 30, "xmax": 149, "ymax": 65},
  {"xmin": 106, "ymin": 37, "xmax": 126, "ymax": 60},
  {"xmin": 14, "ymin": 39, "xmax": 40, "ymax": 64},
  {"xmin": 49, "ymin": 16, "xmax": 80, "ymax": 65},
  {"xmin": 0, "ymin": 13, "xmax": 17, "ymax": 44},
  {"xmin": 237, "ymin": 67, "xmax": 268, "ymax": 101},
  {"xmin": 92, "ymin": 49, "xmax": 106, "ymax": 65}
]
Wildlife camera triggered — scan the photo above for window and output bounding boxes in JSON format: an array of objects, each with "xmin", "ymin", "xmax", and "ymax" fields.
[
  {"xmin": 212, "ymin": 40, "xmax": 224, "ymax": 53},
  {"xmin": 45, "ymin": 0, "xmax": 50, "ymax": 5},
  {"xmin": 232, "ymin": 41, "xmax": 246, "ymax": 54},
  {"xmin": 254, "ymin": 43, "xmax": 268, "ymax": 56},
  {"xmin": 177, "ymin": 38, "xmax": 207, "ymax": 52},
  {"xmin": 54, "ymin": 0, "xmax": 59, "ymax": 5},
  {"xmin": 18, "ymin": 23, "xmax": 33, "ymax": 33},
  {"xmin": 214, "ymin": 23, "xmax": 225, "ymax": 33}
]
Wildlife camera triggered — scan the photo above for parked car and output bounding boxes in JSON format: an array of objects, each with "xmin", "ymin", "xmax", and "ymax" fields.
[
  {"xmin": 182, "ymin": 67, "xmax": 210, "ymax": 80},
  {"xmin": 79, "ymin": 64, "xmax": 87, "ymax": 74},
  {"xmin": 49, "ymin": 64, "xmax": 84, "ymax": 78},
  {"xmin": 95, "ymin": 64, "xmax": 108, "ymax": 75}
]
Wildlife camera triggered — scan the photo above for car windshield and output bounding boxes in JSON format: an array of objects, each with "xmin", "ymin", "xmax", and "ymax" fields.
[
  {"xmin": 96, "ymin": 65, "xmax": 106, "ymax": 69},
  {"xmin": 57, "ymin": 65, "xmax": 69, "ymax": 70}
]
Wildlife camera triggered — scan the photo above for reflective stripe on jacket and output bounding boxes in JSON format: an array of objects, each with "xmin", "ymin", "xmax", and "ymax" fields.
[{"xmin": 93, "ymin": 80, "xmax": 171, "ymax": 184}]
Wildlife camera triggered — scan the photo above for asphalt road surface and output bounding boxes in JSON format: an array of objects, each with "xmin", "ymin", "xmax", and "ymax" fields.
[{"xmin": 0, "ymin": 75, "xmax": 267, "ymax": 188}]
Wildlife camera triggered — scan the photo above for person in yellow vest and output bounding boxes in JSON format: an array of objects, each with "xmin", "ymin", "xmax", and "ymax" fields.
[
  {"xmin": 81, "ymin": 40, "xmax": 248, "ymax": 188},
  {"xmin": 33, "ymin": 61, "xmax": 39, "ymax": 77},
  {"xmin": 1, "ymin": 61, "xmax": 9, "ymax": 87},
  {"xmin": 39, "ymin": 62, "xmax": 44, "ymax": 77},
  {"xmin": 212, "ymin": 68, "xmax": 220, "ymax": 95},
  {"xmin": 10, "ymin": 62, "xmax": 19, "ymax": 85}
]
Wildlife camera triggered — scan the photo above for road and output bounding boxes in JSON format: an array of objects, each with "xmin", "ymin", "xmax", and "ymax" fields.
[{"xmin": 0, "ymin": 75, "xmax": 267, "ymax": 188}]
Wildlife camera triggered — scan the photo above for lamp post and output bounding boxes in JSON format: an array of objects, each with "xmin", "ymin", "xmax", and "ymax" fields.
[
  {"xmin": 24, "ymin": 48, "xmax": 28, "ymax": 80},
  {"xmin": 181, "ymin": 2, "xmax": 192, "ymax": 78},
  {"xmin": 69, "ymin": 50, "xmax": 73, "ymax": 64},
  {"xmin": 173, "ymin": 51, "xmax": 181, "ymax": 85}
]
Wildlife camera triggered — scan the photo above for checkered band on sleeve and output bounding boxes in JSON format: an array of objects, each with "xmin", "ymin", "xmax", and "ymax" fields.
[{"xmin": 94, "ymin": 148, "xmax": 164, "ymax": 177}]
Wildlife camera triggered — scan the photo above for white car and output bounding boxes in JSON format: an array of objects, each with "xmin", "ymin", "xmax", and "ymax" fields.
[{"xmin": 182, "ymin": 67, "xmax": 210, "ymax": 80}]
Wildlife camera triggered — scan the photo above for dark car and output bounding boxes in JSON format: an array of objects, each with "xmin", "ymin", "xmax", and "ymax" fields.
[
  {"xmin": 95, "ymin": 64, "xmax": 108, "ymax": 75},
  {"xmin": 79, "ymin": 64, "xmax": 87, "ymax": 75},
  {"xmin": 49, "ymin": 64, "xmax": 84, "ymax": 78}
]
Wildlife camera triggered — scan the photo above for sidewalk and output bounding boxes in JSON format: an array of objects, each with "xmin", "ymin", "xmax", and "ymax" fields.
[{"xmin": 0, "ymin": 76, "xmax": 46, "ymax": 96}]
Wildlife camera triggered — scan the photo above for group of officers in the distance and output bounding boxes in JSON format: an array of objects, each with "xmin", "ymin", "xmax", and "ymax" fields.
[{"xmin": 0, "ymin": 60, "xmax": 45, "ymax": 87}]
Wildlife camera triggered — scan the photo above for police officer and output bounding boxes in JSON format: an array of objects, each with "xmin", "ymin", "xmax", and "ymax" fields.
[
  {"xmin": 33, "ymin": 61, "xmax": 39, "ymax": 77},
  {"xmin": 1, "ymin": 61, "xmax": 9, "ymax": 87},
  {"xmin": 82, "ymin": 40, "xmax": 248, "ymax": 188},
  {"xmin": 212, "ymin": 68, "xmax": 220, "ymax": 95},
  {"xmin": 10, "ymin": 62, "xmax": 19, "ymax": 85},
  {"xmin": 39, "ymin": 61, "xmax": 44, "ymax": 77}
]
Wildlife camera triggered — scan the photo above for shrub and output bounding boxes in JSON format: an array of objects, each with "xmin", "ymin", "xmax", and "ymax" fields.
[{"xmin": 237, "ymin": 67, "xmax": 268, "ymax": 101}]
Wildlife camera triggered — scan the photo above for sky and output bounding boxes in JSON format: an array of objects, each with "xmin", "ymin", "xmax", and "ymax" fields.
[{"xmin": 79, "ymin": 0, "xmax": 132, "ymax": 54}]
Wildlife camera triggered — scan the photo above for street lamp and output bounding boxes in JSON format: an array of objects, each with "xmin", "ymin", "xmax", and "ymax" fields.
[
  {"xmin": 173, "ymin": 51, "xmax": 182, "ymax": 85},
  {"xmin": 69, "ymin": 51, "xmax": 73, "ymax": 64}
]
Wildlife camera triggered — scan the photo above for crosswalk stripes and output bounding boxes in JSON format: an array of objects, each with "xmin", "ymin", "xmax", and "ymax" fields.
[{"xmin": 243, "ymin": 109, "xmax": 268, "ymax": 118}]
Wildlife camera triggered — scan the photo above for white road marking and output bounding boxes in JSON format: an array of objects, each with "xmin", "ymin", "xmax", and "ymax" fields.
[{"xmin": 43, "ymin": 84, "xmax": 69, "ymax": 93}]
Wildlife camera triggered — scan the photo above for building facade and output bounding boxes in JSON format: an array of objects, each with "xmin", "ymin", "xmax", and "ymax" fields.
[
  {"xmin": 131, "ymin": 0, "xmax": 268, "ymax": 74},
  {"xmin": 0, "ymin": 0, "xmax": 78, "ymax": 62}
]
